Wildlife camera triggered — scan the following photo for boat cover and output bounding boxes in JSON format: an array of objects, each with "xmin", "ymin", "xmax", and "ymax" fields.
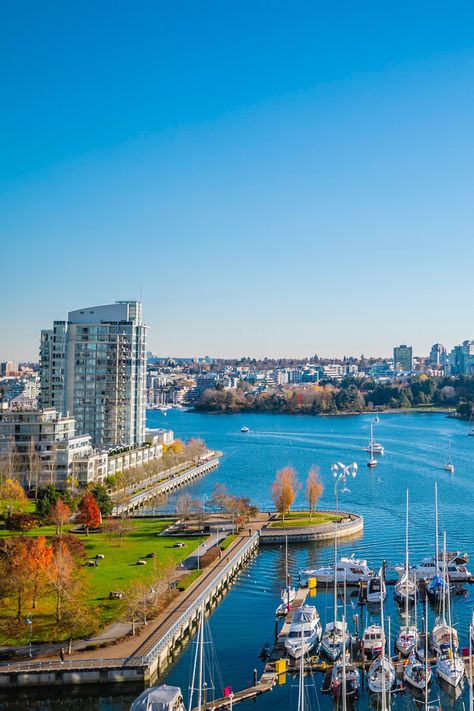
[
  {"xmin": 293, "ymin": 606, "xmax": 316, "ymax": 623},
  {"xmin": 130, "ymin": 685, "xmax": 183, "ymax": 711}
]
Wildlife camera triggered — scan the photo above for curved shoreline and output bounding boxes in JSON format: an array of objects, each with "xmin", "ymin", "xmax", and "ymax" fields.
[{"xmin": 259, "ymin": 509, "xmax": 363, "ymax": 544}]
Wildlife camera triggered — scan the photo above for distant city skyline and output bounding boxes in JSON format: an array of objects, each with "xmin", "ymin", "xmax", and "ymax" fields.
[{"xmin": 2, "ymin": 3, "xmax": 474, "ymax": 360}]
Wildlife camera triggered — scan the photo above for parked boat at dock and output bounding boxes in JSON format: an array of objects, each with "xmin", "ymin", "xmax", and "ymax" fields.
[
  {"xmin": 284, "ymin": 604, "xmax": 322, "ymax": 659},
  {"xmin": 130, "ymin": 685, "xmax": 185, "ymax": 711},
  {"xmin": 366, "ymin": 574, "xmax": 386, "ymax": 604},
  {"xmin": 299, "ymin": 555, "xmax": 373, "ymax": 586},
  {"xmin": 361, "ymin": 624, "xmax": 384, "ymax": 659}
]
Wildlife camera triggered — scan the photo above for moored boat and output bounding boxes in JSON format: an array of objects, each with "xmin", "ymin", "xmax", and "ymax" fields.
[
  {"xmin": 130, "ymin": 685, "xmax": 185, "ymax": 711},
  {"xmin": 284, "ymin": 604, "xmax": 322, "ymax": 659}
]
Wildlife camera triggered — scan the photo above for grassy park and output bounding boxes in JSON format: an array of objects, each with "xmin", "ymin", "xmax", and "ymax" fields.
[
  {"xmin": 268, "ymin": 511, "xmax": 348, "ymax": 528},
  {"xmin": 0, "ymin": 518, "xmax": 205, "ymax": 645}
]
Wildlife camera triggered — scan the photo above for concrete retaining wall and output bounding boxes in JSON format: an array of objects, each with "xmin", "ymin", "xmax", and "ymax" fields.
[{"xmin": 259, "ymin": 510, "xmax": 363, "ymax": 544}]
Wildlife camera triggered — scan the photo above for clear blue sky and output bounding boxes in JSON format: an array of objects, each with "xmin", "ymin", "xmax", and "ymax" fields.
[{"xmin": 2, "ymin": 1, "xmax": 474, "ymax": 361}]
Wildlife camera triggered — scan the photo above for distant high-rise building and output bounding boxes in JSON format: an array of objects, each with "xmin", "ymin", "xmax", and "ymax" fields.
[
  {"xmin": 393, "ymin": 345, "xmax": 413, "ymax": 372},
  {"xmin": 429, "ymin": 343, "xmax": 447, "ymax": 368},
  {"xmin": 447, "ymin": 340, "xmax": 474, "ymax": 376},
  {"xmin": 40, "ymin": 301, "xmax": 147, "ymax": 449}
]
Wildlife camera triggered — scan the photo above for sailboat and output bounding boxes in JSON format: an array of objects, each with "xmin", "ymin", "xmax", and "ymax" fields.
[
  {"xmin": 367, "ymin": 422, "xmax": 378, "ymax": 468},
  {"xmin": 444, "ymin": 441, "xmax": 455, "ymax": 473},
  {"xmin": 320, "ymin": 525, "xmax": 349, "ymax": 661},
  {"xmin": 395, "ymin": 490, "xmax": 419, "ymax": 655},
  {"xmin": 435, "ymin": 532, "xmax": 464, "ymax": 688},
  {"xmin": 404, "ymin": 595, "xmax": 432, "ymax": 690},
  {"xmin": 367, "ymin": 582, "xmax": 396, "ymax": 693},
  {"xmin": 277, "ymin": 535, "xmax": 296, "ymax": 616},
  {"xmin": 366, "ymin": 419, "xmax": 384, "ymax": 454},
  {"xmin": 330, "ymin": 613, "xmax": 360, "ymax": 698},
  {"xmin": 187, "ymin": 605, "xmax": 221, "ymax": 711}
]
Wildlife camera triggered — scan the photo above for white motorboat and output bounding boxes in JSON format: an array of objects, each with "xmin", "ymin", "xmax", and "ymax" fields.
[
  {"xmin": 365, "ymin": 442, "xmax": 384, "ymax": 455},
  {"xmin": 404, "ymin": 653, "xmax": 432, "ymax": 690},
  {"xmin": 362, "ymin": 624, "xmax": 384, "ymax": 659},
  {"xmin": 130, "ymin": 685, "xmax": 185, "ymax": 711},
  {"xmin": 241, "ymin": 426, "xmax": 250, "ymax": 433},
  {"xmin": 284, "ymin": 604, "xmax": 322, "ymax": 659},
  {"xmin": 367, "ymin": 655, "xmax": 396, "ymax": 694},
  {"xmin": 299, "ymin": 555, "xmax": 373, "ymax": 586},
  {"xmin": 366, "ymin": 575, "xmax": 386, "ymax": 604},
  {"xmin": 408, "ymin": 555, "xmax": 471, "ymax": 582}
]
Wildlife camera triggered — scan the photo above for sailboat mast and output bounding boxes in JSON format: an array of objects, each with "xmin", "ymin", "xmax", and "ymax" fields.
[
  {"xmin": 197, "ymin": 606, "xmax": 204, "ymax": 711},
  {"xmin": 469, "ymin": 621, "xmax": 473, "ymax": 711},
  {"xmin": 334, "ymin": 523, "xmax": 338, "ymax": 625},
  {"xmin": 444, "ymin": 532, "xmax": 454, "ymax": 649},
  {"xmin": 434, "ymin": 482, "xmax": 439, "ymax": 574},
  {"xmin": 298, "ymin": 626, "xmax": 305, "ymax": 711},
  {"xmin": 381, "ymin": 584, "xmax": 387, "ymax": 711},
  {"xmin": 405, "ymin": 489, "xmax": 409, "ymax": 624},
  {"xmin": 424, "ymin": 597, "xmax": 429, "ymax": 711},
  {"xmin": 342, "ymin": 612, "xmax": 347, "ymax": 711}
]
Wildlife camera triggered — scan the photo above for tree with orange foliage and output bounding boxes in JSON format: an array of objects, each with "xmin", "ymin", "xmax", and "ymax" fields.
[
  {"xmin": 306, "ymin": 466, "xmax": 324, "ymax": 520},
  {"xmin": 49, "ymin": 499, "xmax": 71, "ymax": 535},
  {"xmin": 2, "ymin": 537, "xmax": 31, "ymax": 621},
  {"xmin": 27, "ymin": 536, "xmax": 53, "ymax": 608},
  {"xmin": 271, "ymin": 467, "xmax": 300, "ymax": 522},
  {"xmin": 48, "ymin": 539, "xmax": 75, "ymax": 622},
  {"xmin": 77, "ymin": 491, "xmax": 101, "ymax": 535}
]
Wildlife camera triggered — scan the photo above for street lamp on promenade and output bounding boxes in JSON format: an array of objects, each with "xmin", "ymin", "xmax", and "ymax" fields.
[
  {"xmin": 331, "ymin": 461, "xmax": 358, "ymax": 513},
  {"xmin": 25, "ymin": 615, "xmax": 32, "ymax": 657}
]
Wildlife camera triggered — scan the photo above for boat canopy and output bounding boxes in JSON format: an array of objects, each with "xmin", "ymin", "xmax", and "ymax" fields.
[
  {"xmin": 131, "ymin": 685, "xmax": 183, "ymax": 711},
  {"xmin": 293, "ymin": 606, "xmax": 317, "ymax": 623}
]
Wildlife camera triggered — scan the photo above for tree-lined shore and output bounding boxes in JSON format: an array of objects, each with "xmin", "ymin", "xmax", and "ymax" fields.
[{"xmin": 195, "ymin": 375, "xmax": 474, "ymax": 418}]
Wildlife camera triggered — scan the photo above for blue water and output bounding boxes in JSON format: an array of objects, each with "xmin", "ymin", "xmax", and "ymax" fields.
[{"xmin": 9, "ymin": 411, "xmax": 474, "ymax": 709}]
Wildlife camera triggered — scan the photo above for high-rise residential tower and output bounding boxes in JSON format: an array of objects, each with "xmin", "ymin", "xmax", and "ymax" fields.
[
  {"xmin": 40, "ymin": 301, "xmax": 147, "ymax": 449},
  {"xmin": 393, "ymin": 344, "xmax": 413, "ymax": 372}
]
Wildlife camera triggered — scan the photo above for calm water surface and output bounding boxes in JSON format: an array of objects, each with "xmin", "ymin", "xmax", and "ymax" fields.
[{"xmin": 8, "ymin": 411, "xmax": 474, "ymax": 710}]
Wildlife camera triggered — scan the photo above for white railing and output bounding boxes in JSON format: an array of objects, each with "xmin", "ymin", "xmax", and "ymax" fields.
[{"xmin": 141, "ymin": 532, "xmax": 260, "ymax": 665}]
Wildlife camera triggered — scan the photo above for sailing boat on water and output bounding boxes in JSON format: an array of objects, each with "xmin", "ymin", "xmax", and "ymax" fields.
[
  {"xmin": 395, "ymin": 490, "xmax": 419, "ymax": 655},
  {"xmin": 320, "ymin": 525, "xmax": 349, "ymax": 661},
  {"xmin": 435, "ymin": 532, "xmax": 464, "ymax": 688},
  {"xmin": 367, "ymin": 582, "xmax": 396, "ymax": 694},
  {"xmin": 444, "ymin": 441, "xmax": 455, "ymax": 474},
  {"xmin": 277, "ymin": 535, "xmax": 296, "ymax": 616},
  {"xmin": 330, "ymin": 612, "xmax": 360, "ymax": 698},
  {"xmin": 367, "ymin": 422, "xmax": 378, "ymax": 468},
  {"xmin": 404, "ymin": 595, "xmax": 432, "ymax": 690}
]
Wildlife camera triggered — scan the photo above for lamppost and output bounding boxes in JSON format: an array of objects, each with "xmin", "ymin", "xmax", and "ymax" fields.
[
  {"xmin": 331, "ymin": 461, "xmax": 358, "ymax": 513},
  {"xmin": 25, "ymin": 615, "xmax": 32, "ymax": 657}
]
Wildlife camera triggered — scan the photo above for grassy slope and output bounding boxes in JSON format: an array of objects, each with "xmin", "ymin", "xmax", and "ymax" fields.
[{"xmin": 0, "ymin": 519, "xmax": 205, "ymax": 643}]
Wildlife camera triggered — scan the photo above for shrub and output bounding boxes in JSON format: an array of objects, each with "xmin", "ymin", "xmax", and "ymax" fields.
[
  {"xmin": 7, "ymin": 513, "xmax": 39, "ymax": 531},
  {"xmin": 198, "ymin": 546, "xmax": 220, "ymax": 569}
]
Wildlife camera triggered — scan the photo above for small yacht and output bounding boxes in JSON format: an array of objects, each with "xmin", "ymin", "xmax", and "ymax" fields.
[
  {"xmin": 320, "ymin": 619, "xmax": 349, "ymax": 661},
  {"xmin": 241, "ymin": 426, "xmax": 250, "ymax": 433},
  {"xmin": 394, "ymin": 574, "xmax": 417, "ymax": 605},
  {"xmin": 366, "ymin": 575, "xmax": 386, "ymax": 604},
  {"xmin": 431, "ymin": 617, "xmax": 459, "ymax": 654},
  {"xmin": 436, "ymin": 646, "xmax": 464, "ymax": 687},
  {"xmin": 299, "ymin": 556, "xmax": 373, "ymax": 586},
  {"xmin": 331, "ymin": 655, "xmax": 360, "ymax": 698},
  {"xmin": 284, "ymin": 604, "xmax": 322, "ymax": 659},
  {"xmin": 367, "ymin": 422, "xmax": 379, "ymax": 468},
  {"xmin": 395, "ymin": 624, "xmax": 419, "ymax": 656},
  {"xmin": 130, "ymin": 685, "xmax": 185, "ymax": 711},
  {"xmin": 367, "ymin": 654, "xmax": 396, "ymax": 694},
  {"xmin": 365, "ymin": 442, "xmax": 384, "ymax": 455},
  {"xmin": 407, "ymin": 552, "xmax": 471, "ymax": 582},
  {"xmin": 361, "ymin": 624, "xmax": 384, "ymax": 659},
  {"xmin": 444, "ymin": 441, "xmax": 455, "ymax": 473},
  {"xmin": 404, "ymin": 653, "xmax": 432, "ymax": 690}
]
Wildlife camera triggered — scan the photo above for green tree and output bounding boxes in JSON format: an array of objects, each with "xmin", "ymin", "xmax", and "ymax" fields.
[{"xmin": 90, "ymin": 484, "xmax": 113, "ymax": 516}]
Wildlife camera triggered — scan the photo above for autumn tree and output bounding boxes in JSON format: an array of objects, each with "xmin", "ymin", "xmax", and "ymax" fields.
[
  {"xmin": 176, "ymin": 493, "xmax": 194, "ymax": 526},
  {"xmin": 209, "ymin": 483, "xmax": 231, "ymax": 513},
  {"xmin": 48, "ymin": 539, "xmax": 75, "ymax": 622},
  {"xmin": 27, "ymin": 536, "xmax": 53, "ymax": 608},
  {"xmin": 0, "ymin": 478, "xmax": 27, "ymax": 517},
  {"xmin": 77, "ymin": 491, "xmax": 102, "ymax": 534},
  {"xmin": 49, "ymin": 499, "xmax": 71, "ymax": 535},
  {"xmin": 306, "ymin": 466, "xmax": 324, "ymax": 520},
  {"xmin": 271, "ymin": 467, "xmax": 300, "ymax": 522},
  {"xmin": 1, "ymin": 537, "xmax": 31, "ymax": 621},
  {"xmin": 60, "ymin": 579, "xmax": 98, "ymax": 653},
  {"xmin": 122, "ymin": 582, "xmax": 154, "ymax": 634}
]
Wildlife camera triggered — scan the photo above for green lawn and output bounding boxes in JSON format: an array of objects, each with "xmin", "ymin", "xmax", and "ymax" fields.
[
  {"xmin": 219, "ymin": 534, "xmax": 238, "ymax": 550},
  {"xmin": 269, "ymin": 512, "xmax": 347, "ymax": 528},
  {"xmin": 0, "ymin": 519, "xmax": 206, "ymax": 643}
]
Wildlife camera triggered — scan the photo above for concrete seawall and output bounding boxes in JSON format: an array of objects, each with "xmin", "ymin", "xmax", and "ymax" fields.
[{"xmin": 259, "ymin": 510, "xmax": 363, "ymax": 544}]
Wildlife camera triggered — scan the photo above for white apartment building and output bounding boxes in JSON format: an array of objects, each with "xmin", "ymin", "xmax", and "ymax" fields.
[
  {"xmin": 0, "ymin": 404, "xmax": 107, "ymax": 488},
  {"xmin": 40, "ymin": 301, "xmax": 147, "ymax": 449}
]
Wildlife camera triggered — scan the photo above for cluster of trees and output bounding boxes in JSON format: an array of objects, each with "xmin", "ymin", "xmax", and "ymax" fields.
[
  {"xmin": 105, "ymin": 438, "xmax": 208, "ymax": 495},
  {"xmin": 271, "ymin": 466, "xmax": 324, "ymax": 521},
  {"xmin": 121, "ymin": 560, "xmax": 176, "ymax": 634},
  {"xmin": 175, "ymin": 483, "xmax": 258, "ymax": 530},
  {"xmin": 0, "ymin": 533, "xmax": 97, "ymax": 645},
  {"xmin": 196, "ymin": 375, "xmax": 474, "ymax": 417}
]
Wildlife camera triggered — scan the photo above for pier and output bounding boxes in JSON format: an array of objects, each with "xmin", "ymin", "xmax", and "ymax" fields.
[{"xmin": 112, "ymin": 456, "xmax": 221, "ymax": 515}]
